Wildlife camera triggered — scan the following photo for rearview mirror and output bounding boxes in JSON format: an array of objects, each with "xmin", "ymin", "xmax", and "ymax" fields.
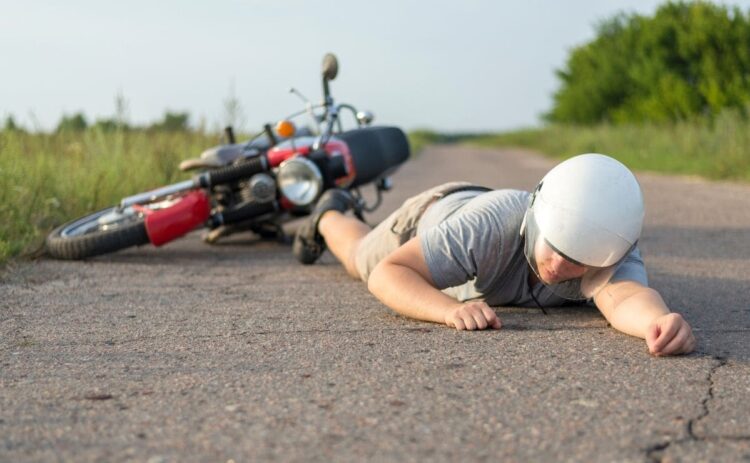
[{"xmin": 322, "ymin": 53, "xmax": 339, "ymax": 81}]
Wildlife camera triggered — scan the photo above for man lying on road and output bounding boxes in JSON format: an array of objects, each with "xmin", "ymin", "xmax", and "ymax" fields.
[{"xmin": 292, "ymin": 153, "xmax": 696, "ymax": 356}]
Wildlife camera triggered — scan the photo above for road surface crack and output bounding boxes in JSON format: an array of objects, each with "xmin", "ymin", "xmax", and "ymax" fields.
[
  {"xmin": 687, "ymin": 356, "xmax": 729, "ymax": 440},
  {"xmin": 645, "ymin": 441, "xmax": 671, "ymax": 462},
  {"xmin": 645, "ymin": 356, "xmax": 743, "ymax": 462}
]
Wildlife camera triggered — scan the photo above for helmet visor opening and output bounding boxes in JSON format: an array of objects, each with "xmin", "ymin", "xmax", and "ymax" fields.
[{"xmin": 523, "ymin": 208, "xmax": 633, "ymax": 300}]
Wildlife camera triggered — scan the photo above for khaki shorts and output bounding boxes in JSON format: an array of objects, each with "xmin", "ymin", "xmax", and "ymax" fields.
[{"xmin": 354, "ymin": 181, "xmax": 485, "ymax": 282}]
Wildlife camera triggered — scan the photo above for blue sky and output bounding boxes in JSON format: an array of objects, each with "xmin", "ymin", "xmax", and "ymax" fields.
[{"xmin": 2, "ymin": 1, "xmax": 749, "ymax": 132}]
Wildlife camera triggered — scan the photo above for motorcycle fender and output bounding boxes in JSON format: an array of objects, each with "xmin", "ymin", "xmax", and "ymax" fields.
[{"xmin": 144, "ymin": 190, "xmax": 211, "ymax": 246}]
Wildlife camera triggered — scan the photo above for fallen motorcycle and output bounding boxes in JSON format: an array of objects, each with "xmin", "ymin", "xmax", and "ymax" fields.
[{"xmin": 46, "ymin": 53, "xmax": 410, "ymax": 260}]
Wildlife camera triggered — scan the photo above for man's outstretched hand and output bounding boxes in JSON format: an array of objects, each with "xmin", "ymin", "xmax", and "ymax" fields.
[
  {"xmin": 445, "ymin": 301, "xmax": 502, "ymax": 331},
  {"xmin": 646, "ymin": 312, "xmax": 696, "ymax": 356}
]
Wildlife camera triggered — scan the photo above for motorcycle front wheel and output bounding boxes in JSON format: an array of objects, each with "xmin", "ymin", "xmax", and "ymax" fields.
[{"xmin": 46, "ymin": 206, "xmax": 151, "ymax": 260}]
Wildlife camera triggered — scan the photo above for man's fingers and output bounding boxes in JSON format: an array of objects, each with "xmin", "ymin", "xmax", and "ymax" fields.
[
  {"xmin": 469, "ymin": 304, "xmax": 500, "ymax": 330},
  {"xmin": 447, "ymin": 304, "xmax": 502, "ymax": 331},
  {"xmin": 481, "ymin": 306, "xmax": 502, "ymax": 329},
  {"xmin": 470, "ymin": 310, "xmax": 488, "ymax": 330},
  {"xmin": 686, "ymin": 332, "xmax": 697, "ymax": 353},
  {"xmin": 463, "ymin": 314, "xmax": 477, "ymax": 331},
  {"xmin": 646, "ymin": 323, "xmax": 660, "ymax": 352},
  {"xmin": 659, "ymin": 325, "xmax": 690, "ymax": 355},
  {"xmin": 678, "ymin": 330, "xmax": 697, "ymax": 354},
  {"xmin": 653, "ymin": 317, "xmax": 681, "ymax": 353}
]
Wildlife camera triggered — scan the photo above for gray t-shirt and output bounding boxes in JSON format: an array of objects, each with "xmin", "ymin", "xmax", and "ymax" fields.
[{"xmin": 417, "ymin": 189, "xmax": 648, "ymax": 307}]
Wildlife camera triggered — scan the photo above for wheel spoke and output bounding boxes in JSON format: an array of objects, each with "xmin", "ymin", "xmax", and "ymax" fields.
[{"xmin": 61, "ymin": 208, "xmax": 141, "ymax": 237}]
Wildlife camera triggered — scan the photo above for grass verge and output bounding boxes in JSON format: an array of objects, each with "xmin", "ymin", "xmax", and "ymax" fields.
[
  {"xmin": 464, "ymin": 112, "xmax": 750, "ymax": 182},
  {"xmin": 0, "ymin": 129, "xmax": 442, "ymax": 267},
  {"xmin": 0, "ymin": 129, "xmax": 215, "ymax": 266},
  {"xmin": 3, "ymin": 118, "xmax": 748, "ymax": 267}
]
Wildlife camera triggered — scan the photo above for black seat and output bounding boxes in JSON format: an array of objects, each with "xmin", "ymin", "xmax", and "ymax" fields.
[{"xmin": 337, "ymin": 126, "xmax": 411, "ymax": 187}]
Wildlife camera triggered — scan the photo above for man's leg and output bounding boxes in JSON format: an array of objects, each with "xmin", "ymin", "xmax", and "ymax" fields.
[
  {"xmin": 292, "ymin": 189, "xmax": 364, "ymax": 266},
  {"xmin": 318, "ymin": 211, "xmax": 371, "ymax": 279},
  {"xmin": 293, "ymin": 187, "xmax": 405, "ymax": 281},
  {"xmin": 295, "ymin": 183, "xmax": 477, "ymax": 280}
]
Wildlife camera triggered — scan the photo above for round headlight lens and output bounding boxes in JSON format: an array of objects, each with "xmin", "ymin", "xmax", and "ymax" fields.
[{"xmin": 277, "ymin": 157, "xmax": 323, "ymax": 206}]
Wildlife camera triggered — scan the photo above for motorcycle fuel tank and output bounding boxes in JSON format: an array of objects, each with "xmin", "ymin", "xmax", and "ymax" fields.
[{"xmin": 142, "ymin": 190, "xmax": 212, "ymax": 246}]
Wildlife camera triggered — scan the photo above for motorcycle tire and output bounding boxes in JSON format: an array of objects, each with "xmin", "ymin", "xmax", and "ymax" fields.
[{"xmin": 46, "ymin": 207, "xmax": 150, "ymax": 260}]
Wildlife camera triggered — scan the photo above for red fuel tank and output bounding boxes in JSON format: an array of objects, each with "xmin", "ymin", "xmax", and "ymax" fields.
[{"xmin": 143, "ymin": 190, "xmax": 211, "ymax": 246}]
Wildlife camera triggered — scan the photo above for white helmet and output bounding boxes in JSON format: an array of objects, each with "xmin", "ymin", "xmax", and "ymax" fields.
[{"xmin": 521, "ymin": 153, "xmax": 644, "ymax": 299}]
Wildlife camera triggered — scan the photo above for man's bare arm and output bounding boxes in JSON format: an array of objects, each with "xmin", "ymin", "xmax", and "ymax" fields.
[
  {"xmin": 367, "ymin": 236, "xmax": 501, "ymax": 330},
  {"xmin": 594, "ymin": 280, "xmax": 695, "ymax": 355}
]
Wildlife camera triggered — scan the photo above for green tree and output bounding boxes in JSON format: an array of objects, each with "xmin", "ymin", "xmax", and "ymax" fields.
[
  {"xmin": 56, "ymin": 112, "xmax": 88, "ymax": 132},
  {"xmin": 547, "ymin": 1, "xmax": 750, "ymax": 124},
  {"xmin": 149, "ymin": 111, "xmax": 190, "ymax": 132}
]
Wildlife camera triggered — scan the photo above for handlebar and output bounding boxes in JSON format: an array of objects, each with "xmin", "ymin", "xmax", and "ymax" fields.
[{"xmin": 196, "ymin": 155, "xmax": 268, "ymax": 188}]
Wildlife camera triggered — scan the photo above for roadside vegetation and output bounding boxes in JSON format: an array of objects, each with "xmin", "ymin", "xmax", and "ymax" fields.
[
  {"xmin": 460, "ymin": 1, "xmax": 750, "ymax": 180},
  {"xmin": 5, "ymin": 119, "xmax": 747, "ymax": 267},
  {"xmin": 0, "ymin": 124, "xmax": 213, "ymax": 265},
  {"xmin": 466, "ymin": 108, "xmax": 750, "ymax": 181},
  {"xmin": 0, "ymin": 123, "xmax": 446, "ymax": 266},
  {"xmin": 547, "ymin": 1, "xmax": 750, "ymax": 125},
  {"xmin": 3, "ymin": 1, "xmax": 749, "ymax": 267}
]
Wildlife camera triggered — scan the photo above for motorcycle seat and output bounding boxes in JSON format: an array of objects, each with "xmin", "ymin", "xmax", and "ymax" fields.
[{"xmin": 337, "ymin": 126, "xmax": 411, "ymax": 187}]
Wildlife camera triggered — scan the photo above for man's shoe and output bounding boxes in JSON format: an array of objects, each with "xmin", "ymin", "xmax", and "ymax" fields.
[{"xmin": 293, "ymin": 189, "xmax": 362, "ymax": 265}]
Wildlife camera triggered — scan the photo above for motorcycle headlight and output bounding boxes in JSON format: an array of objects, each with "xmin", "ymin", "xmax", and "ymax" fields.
[{"xmin": 277, "ymin": 157, "xmax": 323, "ymax": 207}]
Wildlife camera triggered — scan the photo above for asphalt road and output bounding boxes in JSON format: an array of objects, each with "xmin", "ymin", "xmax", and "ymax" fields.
[{"xmin": 2, "ymin": 145, "xmax": 749, "ymax": 462}]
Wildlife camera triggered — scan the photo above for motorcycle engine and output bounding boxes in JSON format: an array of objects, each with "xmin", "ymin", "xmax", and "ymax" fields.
[{"xmin": 241, "ymin": 173, "xmax": 276, "ymax": 203}]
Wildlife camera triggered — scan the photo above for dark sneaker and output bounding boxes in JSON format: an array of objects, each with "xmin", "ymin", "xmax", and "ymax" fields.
[{"xmin": 293, "ymin": 189, "xmax": 362, "ymax": 265}]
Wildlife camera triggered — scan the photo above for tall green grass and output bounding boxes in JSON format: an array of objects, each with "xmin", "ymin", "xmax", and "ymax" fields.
[
  {"xmin": 467, "ymin": 111, "xmax": 750, "ymax": 181},
  {"xmin": 0, "ymin": 129, "xmax": 216, "ymax": 264},
  {"xmin": 3, "ymin": 116, "xmax": 749, "ymax": 267}
]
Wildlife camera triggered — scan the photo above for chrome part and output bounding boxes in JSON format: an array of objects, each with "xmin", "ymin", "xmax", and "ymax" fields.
[
  {"xmin": 246, "ymin": 173, "xmax": 276, "ymax": 203},
  {"xmin": 277, "ymin": 157, "xmax": 323, "ymax": 207},
  {"xmin": 356, "ymin": 110, "xmax": 375, "ymax": 126},
  {"xmin": 314, "ymin": 103, "xmax": 339, "ymax": 150},
  {"xmin": 289, "ymin": 87, "xmax": 320, "ymax": 134},
  {"xmin": 66, "ymin": 194, "xmax": 187, "ymax": 237},
  {"xmin": 119, "ymin": 180, "xmax": 196, "ymax": 208},
  {"xmin": 378, "ymin": 176, "xmax": 393, "ymax": 191},
  {"xmin": 289, "ymin": 87, "xmax": 311, "ymax": 105},
  {"xmin": 60, "ymin": 207, "xmax": 140, "ymax": 237}
]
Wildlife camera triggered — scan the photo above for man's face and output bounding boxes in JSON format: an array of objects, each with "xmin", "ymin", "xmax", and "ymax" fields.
[{"xmin": 533, "ymin": 239, "xmax": 587, "ymax": 284}]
